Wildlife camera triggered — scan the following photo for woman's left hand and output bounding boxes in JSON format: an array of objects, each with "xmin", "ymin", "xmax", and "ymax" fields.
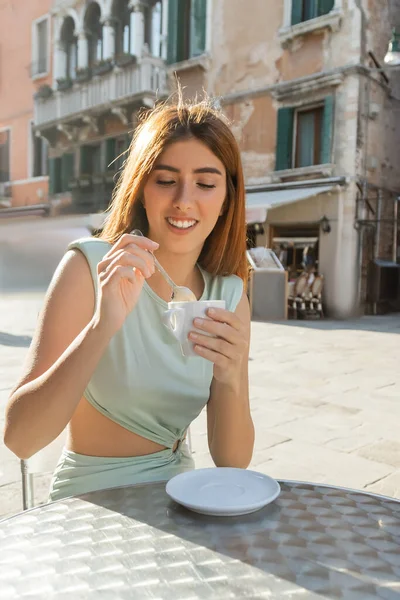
[{"xmin": 189, "ymin": 307, "xmax": 249, "ymax": 385}]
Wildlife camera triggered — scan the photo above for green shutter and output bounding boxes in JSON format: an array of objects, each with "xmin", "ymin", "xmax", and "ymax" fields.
[
  {"xmin": 320, "ymin": 95, "xmax": 334, "ymax": 164},
  {"xmin": 291, "ymin": 0, "xmax": 303, "ymax": 25},
  {"xmin": 167, "ymin": 0, "xmax": 186, "ymax": 63},
  {"xmin": 167, "ymin": 0, "xmax": 179, "ymax": 64},
  {"xmin": 61, "ymin": 153, "xmax": 74, "ymax": 191},
  {"xmin": 80, "ymin": 145, "xmax": 90, "ymax": 174},
  {"xmin": 275, "ymin": 107, "xmax": 294, "ymax": 171},
  {"xmin": 48, "ymin": 158, "xmax": 57, "ymax": 195},
  {"xmin": 190, "ymin": 0, "xmax": 206, "ymax": 58},
  {"xmin": 105, "ymin": 138, "xmax": 116, "ymax": 170},
  {"xmin": 318, "ymin": 0, "xmax": 334, "ymax": 17},
  {"xmin": 49, "ymin": 157, "xmax": 62, "ymax": 194}
]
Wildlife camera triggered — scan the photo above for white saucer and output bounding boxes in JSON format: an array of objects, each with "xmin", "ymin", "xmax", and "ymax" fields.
[{"xmin": 166, "ymin": 468, "xmax": 281, "ymax": 516}]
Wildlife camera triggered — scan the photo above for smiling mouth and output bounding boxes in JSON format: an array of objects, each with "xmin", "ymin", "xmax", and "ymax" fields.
[{"xmin": 166, "ymin": 217, "xmax": 198, "ymax": 230}]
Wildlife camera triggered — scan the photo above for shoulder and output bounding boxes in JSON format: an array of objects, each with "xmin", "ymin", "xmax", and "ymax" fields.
[
  {"xmin": 67, "ymin": 236, "xmax": 111, "ymax": 262},
  {"xmin": 67, "ymin": 237, "xmax": 111, "ymax": 277},
  {"xmin": 204, "ymin": 270, "xmax": 245, "ymax": 313}
]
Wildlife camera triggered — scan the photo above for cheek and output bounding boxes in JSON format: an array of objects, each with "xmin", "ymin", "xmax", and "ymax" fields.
[
  {"xmin": 199, "ymin": 194, "xmax": 225, "ymax": 221},
  {"xmin": 143, "ymin": 185, "xmax": 170, "ymax": 213}
]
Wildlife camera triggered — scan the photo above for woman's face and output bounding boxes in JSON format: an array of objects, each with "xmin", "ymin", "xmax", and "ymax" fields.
[{"xmin": 142, "ymin": 138, "xmax": 227, "ymax": 257}]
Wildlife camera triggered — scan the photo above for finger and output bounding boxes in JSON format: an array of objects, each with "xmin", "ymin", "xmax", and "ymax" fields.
[
  {"xmin": 105, "ymin": 233, "xmax": 159, "ymax": 258},
  {"xmin": 206, "ymin": 307, "xmax": 242, "ymax": 331},
  {"xmin": 102, "ymin": 265, "xmax": 138, "ymax": 288},
  {"xmin": 99, "ymin": 248, "xmax": 155, "ymax": 278},
  {"xmin": 192, "ymin": 317, "xmax": 240, "ymax": 344},
  {"xmin": 101, "ymin": 244, "xmax": 155, "ymax": 268},
  {"xmin": 99, "ymin": 254, "xmax": 150, "ymax": 280},
  {"xmin": 193, "ymin": 344, "xmax": 230, "ymax": 367},
  {"xmin": 189, "ymin": 332, "xmax": 238, "ymax": 360}
]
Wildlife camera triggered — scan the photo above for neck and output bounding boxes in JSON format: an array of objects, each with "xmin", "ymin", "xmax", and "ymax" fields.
[{"xmin": 148, "ymin": 247, "xmax": 204, "ymax": 301}]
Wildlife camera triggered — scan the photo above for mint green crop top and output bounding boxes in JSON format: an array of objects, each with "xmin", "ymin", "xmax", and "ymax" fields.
[{"xmin": 68, "ymin": 238, "xmax": 244, "ymax": 449}]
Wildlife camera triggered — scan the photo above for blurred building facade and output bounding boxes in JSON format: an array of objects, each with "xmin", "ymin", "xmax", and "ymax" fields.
[
  {"xmin": 207, "ymin": 0, "xmax": 400, "ymax": 318},
  {"xmin": 1, "ymin": 0, "xmax": 399, "ymax": 317},
  {"xmin": 0, "ymin": 0, "xmax": 52, "ymax": 211}
]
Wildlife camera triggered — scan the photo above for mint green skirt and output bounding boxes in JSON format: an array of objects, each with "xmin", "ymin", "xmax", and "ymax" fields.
[{"xmin": 48, "ymin": 442, "xmax": 194, "ymax": 502}]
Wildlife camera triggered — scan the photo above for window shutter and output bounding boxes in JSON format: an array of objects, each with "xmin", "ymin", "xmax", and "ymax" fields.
[
  {"xmin": 48, "ymin": 158, "xmax": 56, "ymax": 195},
  {"xmin": 61, "ymin": 153, "xmax": 74, "ymax": 191},
  {"xmin": 80, "ymin": 145, "xmax": 90, "ymax": 174},
  {"xmin": 105, "ymin": 138, "xmax": 116, "ymax": 170},
  {"xmin": 190, "ymin": 0, "xmax": 206, "ymax": 58},
  {"xmin": 320, "ymin": 95, "xmax": 334, "ymax": 164},
  {"xmin": 318, "ymin": 0, "xmax": 334, "ymax": 17},
  {"xmin": 275, "ymin": 107, "xmax": 294, "ymax": 171},
  {"xmin": 291, "ymin": 0, "xmax": 303, "ymax": 25},
  {"xmin": 167, "ymin": 0, "xmax": 179, "ymax": 64},
  {"xmin": 48, "ymin": 157, "xmax": 62, "ymax": 195}
]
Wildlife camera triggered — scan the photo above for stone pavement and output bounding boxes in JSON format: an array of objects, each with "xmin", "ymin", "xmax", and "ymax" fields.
[{"xmin": 1, "ymin": 293, "xmax": 399, "ymax": 520}]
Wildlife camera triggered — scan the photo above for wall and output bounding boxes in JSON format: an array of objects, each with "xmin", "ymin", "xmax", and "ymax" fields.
[{"xmin": 0, "ymin": 0, "xmax": 52, "ymax": 207}]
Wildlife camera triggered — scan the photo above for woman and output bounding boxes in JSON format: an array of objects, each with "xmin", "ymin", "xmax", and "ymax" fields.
[{"xmin": 4, "ymin": 98, "xmax": 255, "ymax": 501}]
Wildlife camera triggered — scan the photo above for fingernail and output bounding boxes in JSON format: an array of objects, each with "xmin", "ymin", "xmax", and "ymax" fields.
[
  {"xmin": 194, "ymin": 318, "xmax": 202, "ymax": 327},
  {"xmin": 208, "ymin": 308, "xmax": 216, "ymax": 315},
  {"xmin": 150, "ymin": 241, "xmax": 159, "ymax": 248},
  {"xmin": 189, "ymin": 332, "xmax": 198, "ymax": 340}
]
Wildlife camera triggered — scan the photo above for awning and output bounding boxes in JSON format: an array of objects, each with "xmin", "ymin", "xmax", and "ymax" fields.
[{"xmin": 246, "ymin": 184, "xmax": 337, "ymax": 224}]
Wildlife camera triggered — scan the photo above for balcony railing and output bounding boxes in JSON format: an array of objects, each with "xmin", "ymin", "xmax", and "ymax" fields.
[{"xmin": 34, "ymin": 56, "xmax": 168, "ymax": 128}]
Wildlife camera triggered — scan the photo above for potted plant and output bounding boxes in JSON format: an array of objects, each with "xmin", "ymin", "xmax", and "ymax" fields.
[
  {"xmin": 56, "ymin": 77, "xmax": 73, "ymax": 91},
  {"xmin": 68, "ymin": 177, "xmax": 79, "ymax": 190},
  {"xmin": 92, "ymin": 58, "xmax": 113, "ymax": 76},
  {"xmin": 75, "ymin": 67, "xmax": 91, "ymax": 83},
  {"xmin": 105, "ymin": 170, "xmax": 117, "ymax": 185},
  {"xmin": 115, "ymin": 53, "xmax": 136, "ymax": 68},
  {"xmin": 92, "ymin": 172, "xmax": 104, "ymax": 185},
  {"xmin": 34, "ymin": 84, "xmax": 53, "ymax": 100},
  {"xmin": 78, "ymin": 173, "xmax": 92, "ymax": 188}
]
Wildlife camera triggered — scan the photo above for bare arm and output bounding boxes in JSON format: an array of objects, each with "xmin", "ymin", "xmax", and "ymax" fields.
[
  {"xmin": 4, "ymin": 234, "xmax": 158, "ymax": 459},
  {"xmin": 3, "ymin": 250, "xmax": 108, "ymax": 459},
  {"xmin": 206, "ymin": 293, "xmax": 254, "ymax": 468},
  {"xmin": 189, "ymin": 290, "xmax": 254, "ymax": 468}
]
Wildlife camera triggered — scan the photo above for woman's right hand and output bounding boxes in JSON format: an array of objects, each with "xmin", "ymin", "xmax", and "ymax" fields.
[{"xmin": 93, "ymin": 233, "xmax": 159, "ymax": 335}]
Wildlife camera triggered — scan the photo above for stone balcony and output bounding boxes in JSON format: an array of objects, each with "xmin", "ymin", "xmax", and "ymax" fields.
[{"xmin": 34, "ymin": 55, "xmax": 168, "ymax": 132}]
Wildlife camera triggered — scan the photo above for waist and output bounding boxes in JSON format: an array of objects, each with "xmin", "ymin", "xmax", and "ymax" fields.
[
  {"xmin": 49, "ymin": 442, "xmax": 194, "ymax": 502},
  {"xmin": 69, "ymin": 396, "xmax": 176, "ymax": 457}
]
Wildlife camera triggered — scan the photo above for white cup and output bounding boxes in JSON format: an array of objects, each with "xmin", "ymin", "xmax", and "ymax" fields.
[{"xmin": 162, "ymin": 300, "xmax": 226, "ymax": 357}]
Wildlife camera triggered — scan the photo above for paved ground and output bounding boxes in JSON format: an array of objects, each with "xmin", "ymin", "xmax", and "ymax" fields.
[{"xmin": 1, "ymin": 293, "xmax": 399, "ymax": 520}]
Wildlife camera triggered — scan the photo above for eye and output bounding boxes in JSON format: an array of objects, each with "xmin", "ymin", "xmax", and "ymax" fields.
[
  {"xmin": 198, "ymin": 183, "xmax": 216, "ymax": 189},
  {"xmin": 156, "ymin": 180, "xmax": 175, "ymax": 186}
]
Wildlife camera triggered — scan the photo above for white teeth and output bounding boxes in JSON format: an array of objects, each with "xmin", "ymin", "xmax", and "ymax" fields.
[{"xmin": 167, "ymin": 218, "xmax": 197, "ymax": 229}]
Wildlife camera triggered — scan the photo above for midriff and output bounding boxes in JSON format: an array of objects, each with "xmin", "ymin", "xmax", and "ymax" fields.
[{"xmin": 67, "ymin": 396, "xmax": 170, "ymax": 457}]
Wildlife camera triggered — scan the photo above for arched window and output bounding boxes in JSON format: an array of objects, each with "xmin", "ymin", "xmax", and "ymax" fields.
[
  {"xmin": 112, "ymin": 0, "xmax": 162, "ymax": 58},
  {"xmin": 112, "ymin": 0, "xmax": 131, "ymax": 56},
  {"xmin": 61, "ymin": 16, "xmax": 78, "ymax": 78},
  {"xmin": 145, "ymin": 1, "xmax": 162, "ymax": 57},
  {"xmin": 85, "ymin": 2, "xmax": 103, "ymax": 65}
]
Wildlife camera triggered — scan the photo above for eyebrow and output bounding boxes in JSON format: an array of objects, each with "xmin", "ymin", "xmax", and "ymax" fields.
[{"xmin": 153, "ymin": 164, "xmax": 223, "ymax": 176}]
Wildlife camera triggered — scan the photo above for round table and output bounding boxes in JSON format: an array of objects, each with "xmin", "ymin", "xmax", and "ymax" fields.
[{"xmin": 0, "ymin": 480, "xmax": 399, "ymax": 599}]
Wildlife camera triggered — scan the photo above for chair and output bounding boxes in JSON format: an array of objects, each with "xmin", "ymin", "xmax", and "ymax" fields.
[
  {"xmin": 20, "ymin": 428, "xmax": 67, "ymax": 510},
  {"xmin": 288, "ymin": 272, "xmax": 308, "ymax": 318},
  {"xmin": 309, "ymin": 275, "xmax": 324, "ymax": 317}
]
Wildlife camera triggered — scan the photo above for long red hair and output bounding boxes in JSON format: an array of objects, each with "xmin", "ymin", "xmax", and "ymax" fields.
[{"xmin": 101, "ymin": 97, "xmax": 248, "ymax": 284}]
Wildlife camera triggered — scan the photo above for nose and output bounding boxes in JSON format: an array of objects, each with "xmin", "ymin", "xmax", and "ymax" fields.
[{"xmin": 172, "ymin": 181, "xmax": 194, "ymax": 212}]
